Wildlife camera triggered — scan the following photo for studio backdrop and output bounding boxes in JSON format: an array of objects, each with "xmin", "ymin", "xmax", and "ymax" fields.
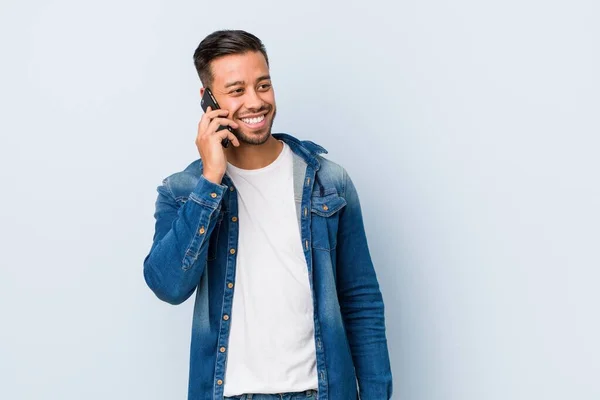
[{"xmin": 1, "ymin": 0, "xmax": 598, "ymax": 399}]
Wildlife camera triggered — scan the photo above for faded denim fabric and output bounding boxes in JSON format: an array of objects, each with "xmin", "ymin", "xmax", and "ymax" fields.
[{"xmin": 143, "ymin": 133, "xmax": 392, "ymax": 400}]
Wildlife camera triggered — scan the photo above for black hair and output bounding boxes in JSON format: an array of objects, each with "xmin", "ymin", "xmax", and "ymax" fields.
[{"xmin": 193, "ymin": 30, "xmax": 269, "ymax": 88}]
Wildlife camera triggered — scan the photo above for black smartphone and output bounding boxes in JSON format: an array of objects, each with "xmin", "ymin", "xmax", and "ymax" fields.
[{"xmin": 201, "ymin": 88, "xmax": 231, "ymax": 148}]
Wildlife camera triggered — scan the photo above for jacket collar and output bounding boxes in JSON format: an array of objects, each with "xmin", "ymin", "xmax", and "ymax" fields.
[{"xmin": 273, "ymin": 133, "xmax": 327, "ymax": 171}]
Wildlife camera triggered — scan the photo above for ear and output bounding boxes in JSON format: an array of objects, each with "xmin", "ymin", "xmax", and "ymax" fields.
[{"xmin": 199, "ymin": 87, "xmax": 205, "ymax": 98}]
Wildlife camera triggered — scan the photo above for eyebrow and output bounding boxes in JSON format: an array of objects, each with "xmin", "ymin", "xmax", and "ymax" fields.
[
  {"xmin": 224, "ymin": 80, "xmax": 244, "ymax": 89},
  {"xmin": 223, "ymin": 75, "xmax": 271, "ymax": 89}
]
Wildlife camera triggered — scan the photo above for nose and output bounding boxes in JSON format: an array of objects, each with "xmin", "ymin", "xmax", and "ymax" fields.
[{"xmin": 244, "ymin": 88, "xmax": 265, "ymax": 112}]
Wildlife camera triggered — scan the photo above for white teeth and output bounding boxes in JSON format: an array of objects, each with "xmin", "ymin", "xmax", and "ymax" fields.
[{"xmin": 241, "ymin": 115, "xmax": 265, "ymax": 124}]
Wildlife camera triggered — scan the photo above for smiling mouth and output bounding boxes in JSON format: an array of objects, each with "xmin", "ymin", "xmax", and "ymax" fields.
[{"xmin": 238, "ymin": 113, "xmax": 268, "ymax": 130}]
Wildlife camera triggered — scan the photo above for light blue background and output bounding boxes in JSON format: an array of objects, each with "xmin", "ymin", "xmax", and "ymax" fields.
[{"xmin": 1, "ymin": 0, "xmax": 598, "ymax": 399}]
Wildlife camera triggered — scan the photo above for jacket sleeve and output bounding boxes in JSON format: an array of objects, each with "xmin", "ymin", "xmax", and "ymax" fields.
[
  {"xmin": 143, "ymin": 174, "xmax": 226, "ymax": 305},
  {"xmin": 336, "ymin": 168, "xmax": 393, "ymax": 400}
]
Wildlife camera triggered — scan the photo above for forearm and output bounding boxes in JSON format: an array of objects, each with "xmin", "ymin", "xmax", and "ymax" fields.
[
  {"xmin": 339, "ymin": 277, "xmax": 393, "ymax": 399},
  {"xmin": 143, "ymin": 174, "xmax": 225, "ymax": 305}
]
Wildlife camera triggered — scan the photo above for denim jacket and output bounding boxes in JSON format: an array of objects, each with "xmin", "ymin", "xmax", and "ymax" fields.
[{"xmin": 143, "ymin": 133, "xmax": 393, "ymax": 400}]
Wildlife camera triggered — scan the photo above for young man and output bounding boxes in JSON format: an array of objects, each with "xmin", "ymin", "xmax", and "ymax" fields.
[{"xmin": 143, "ymin": 30, "xmax": 392, "ymax": 400}]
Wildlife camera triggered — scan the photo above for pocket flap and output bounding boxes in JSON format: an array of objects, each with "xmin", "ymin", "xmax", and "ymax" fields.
[{"xmin": 311, "ymin": 194, "xmax": 347, "ymax": 217}]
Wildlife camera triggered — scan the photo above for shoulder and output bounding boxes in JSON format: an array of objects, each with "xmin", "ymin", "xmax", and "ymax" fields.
[{"xmin": 314, "ymin": 155, "xmax": 350, "ymax": 195}]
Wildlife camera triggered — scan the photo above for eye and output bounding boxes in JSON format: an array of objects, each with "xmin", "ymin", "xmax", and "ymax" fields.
[
  {"xmin": 229, "ymin": 88, "xmax": 244, "ymax": 95},
  {"xmin": 258, "ymin": 83, "xmax": 272, "ymax": 91}
]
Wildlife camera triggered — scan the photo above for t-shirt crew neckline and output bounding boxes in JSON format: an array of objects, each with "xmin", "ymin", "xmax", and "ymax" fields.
[{"xmin": 226, "ymin": 140, "xmax": 289, "ymax": 176}]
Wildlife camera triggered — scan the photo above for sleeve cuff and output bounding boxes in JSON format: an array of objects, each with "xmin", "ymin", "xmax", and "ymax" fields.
[{"xmin": 188, "ymin": 174, "xmax": 228, "ymax": 209}]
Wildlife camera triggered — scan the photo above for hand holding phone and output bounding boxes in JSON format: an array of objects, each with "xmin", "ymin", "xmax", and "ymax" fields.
[
  {"xmin": 201, "ymin": 88, "xmax": 234, "ymax": 148},
  {"xmin": 196, "ymin": 89, "xmax": 239, "ymax": 184}
]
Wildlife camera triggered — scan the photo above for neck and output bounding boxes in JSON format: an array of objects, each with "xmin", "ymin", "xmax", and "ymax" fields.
[{"xmin": 225, "ymin": 135, "xmax": 283, "ymax": 170}]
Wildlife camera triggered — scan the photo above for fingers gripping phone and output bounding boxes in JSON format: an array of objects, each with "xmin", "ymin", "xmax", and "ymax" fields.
[{"xmin": 201, "ymin": 88, "xmax": 232, "ymax": 148}]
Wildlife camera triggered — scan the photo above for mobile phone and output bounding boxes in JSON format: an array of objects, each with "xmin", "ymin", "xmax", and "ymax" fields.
[{"xmin": 201, "ymin": 88, "xmax": 231, "ymax": 148}]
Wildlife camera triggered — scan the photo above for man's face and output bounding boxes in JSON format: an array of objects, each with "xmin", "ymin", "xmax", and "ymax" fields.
[{"xmin": 203, "ymin": 51, "xmax": 276, "ymax": 146}]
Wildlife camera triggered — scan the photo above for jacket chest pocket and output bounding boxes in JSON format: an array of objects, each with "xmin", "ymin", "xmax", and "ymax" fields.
[{"xmin": 310, "ymin": 194, "xmax": 347, "ymax": 251}]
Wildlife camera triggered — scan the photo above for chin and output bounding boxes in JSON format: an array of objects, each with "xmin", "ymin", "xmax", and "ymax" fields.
[{"xmin": 236, "ymin": 129, "xmax": 271, "ymax": 146}]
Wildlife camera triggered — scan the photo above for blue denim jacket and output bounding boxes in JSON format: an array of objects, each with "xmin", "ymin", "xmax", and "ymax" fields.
[{"xmin": 143, "ymin": 133, "xmax": 392, "ymax": 400}]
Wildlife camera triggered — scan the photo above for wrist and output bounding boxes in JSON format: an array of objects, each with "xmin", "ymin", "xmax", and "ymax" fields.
[{"xmin": 202, "ymin": 170, "xmax": 224, "ymax": 185}]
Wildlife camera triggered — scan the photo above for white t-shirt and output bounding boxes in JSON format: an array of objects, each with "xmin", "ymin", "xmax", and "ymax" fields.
[{"xmin": 222, "ymin": 142, "xmax": 318, "ymax": 396}]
